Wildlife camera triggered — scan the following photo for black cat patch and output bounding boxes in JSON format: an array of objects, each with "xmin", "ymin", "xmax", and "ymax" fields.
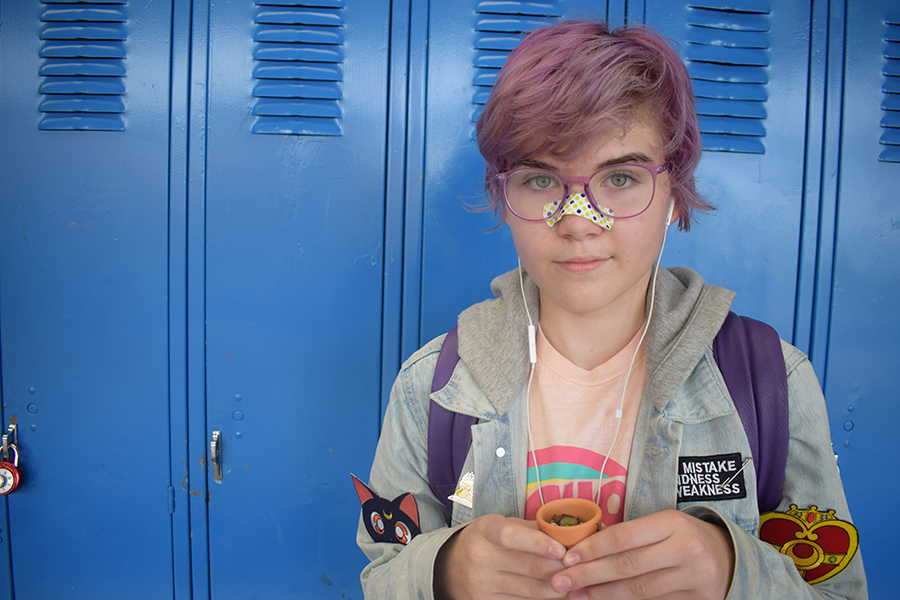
[{"xmin": 352, "ymin": 474, "xmax": 421, "ymax": 545}]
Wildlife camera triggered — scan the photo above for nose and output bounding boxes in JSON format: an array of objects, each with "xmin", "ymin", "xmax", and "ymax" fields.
[{"xmin": 555, "ymin": 206, "xmax": 604, "ymax": 238}]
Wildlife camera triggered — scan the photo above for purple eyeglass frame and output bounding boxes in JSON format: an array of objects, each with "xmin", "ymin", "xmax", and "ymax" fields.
[{"xmin": 497, "ymin": 163, "xmax": 669, "ymax": 222}]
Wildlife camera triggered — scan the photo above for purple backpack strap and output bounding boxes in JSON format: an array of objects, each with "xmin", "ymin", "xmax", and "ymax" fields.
[
  {"xmin": 713, "ymin": 311, "xmax": 790, "ymax": 513},
  {"xmin": 428, "ymin": 326, "xmax": 477, "ymax": 513}
]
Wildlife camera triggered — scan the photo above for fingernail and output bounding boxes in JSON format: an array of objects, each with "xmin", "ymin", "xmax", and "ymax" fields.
[
  {"xmin": 563, "ymin": 552, "xmax": 581, "ymax": 567},
  {"xmin": 548, "ymin": 543, "xmax": 565, "ymax": 560},
  {"xmin": 570, "ymin": 592, "xmax": 588, "ymax": 600},
  {"xmin": 551, "ymin": 575, "xmax": 572, "ymax": 593}
]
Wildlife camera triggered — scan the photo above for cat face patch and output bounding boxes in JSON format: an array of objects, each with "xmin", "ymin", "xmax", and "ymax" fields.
[
  {"xmin": 759, "ymin": 504, "xmax": 859, "ymax": 584},
  {"xmin": 352, "ymin": 474, "xmax": 421, "ymax": 545}
]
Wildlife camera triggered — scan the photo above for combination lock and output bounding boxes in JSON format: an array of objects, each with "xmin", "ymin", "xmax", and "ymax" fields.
[{"xmin": 0, "ymin": 444, "xmax": 20, "ymax": 495}]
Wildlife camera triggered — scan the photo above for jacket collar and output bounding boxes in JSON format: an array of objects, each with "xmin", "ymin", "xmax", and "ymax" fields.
[{"xmin": 453, "ymin": 266, "xmax": 735, "ymax": 417}]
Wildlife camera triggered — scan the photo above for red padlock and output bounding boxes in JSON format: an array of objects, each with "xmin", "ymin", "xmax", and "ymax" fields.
[{"xmin": 0, "ymin": 444, "xmax": 21, "ymax": 495}]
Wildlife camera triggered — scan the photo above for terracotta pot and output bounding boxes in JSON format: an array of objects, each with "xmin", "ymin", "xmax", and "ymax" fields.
[{"xmin": 536, "ymin": 498, "xmax": 602, "ymax": 548}]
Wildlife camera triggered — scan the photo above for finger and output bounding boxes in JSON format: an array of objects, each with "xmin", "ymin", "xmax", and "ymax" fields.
[
  {"xmin": 455, "ymin": 520, "xmax": 566, "ymax": 581},
  {"xmin": 556, "ymin": 569, "xmax": 692, "ymax": 600},
  {"xmin": 552, "ymin": 536, "xmax": 675, "ymax": 593},
  {"xmin": 485, "ymin": 517, "xmax": 567, "ymax": 561},
  {"xmin": 469, "ymin": 570, "xmax": 569, "ymax": 600},
  {"xmin": 450, "ymin": 533, "xmax": 568, "ymax": 598},
  {"xmin": 563, "ymin": 510, "xmax": 681, "ymax": 566}
]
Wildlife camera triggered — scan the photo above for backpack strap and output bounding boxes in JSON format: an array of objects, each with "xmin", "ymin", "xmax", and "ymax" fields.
[
  {"xmin": 713, "ymin": 311, "xmax": 790, "ymax": 513},
  {"xmin": 427, "ymin": 326, "xmax": 477, "ymax": 513}
]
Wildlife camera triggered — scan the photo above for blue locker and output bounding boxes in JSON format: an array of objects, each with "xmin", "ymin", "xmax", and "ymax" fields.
[
  {"xmin": 0, "ymin": 1, "xmax": 176, "ymax": 598},
  {"xmin": 821, "ymin": 1, "xmax": 899, "ymax": 597},
  {"xmin": 0, "ymin": 0, "xmax": 895, "ymax": 596},
  {"xmin": 195, "ymin": 1, "xmax": 391, "ymax": 598}
]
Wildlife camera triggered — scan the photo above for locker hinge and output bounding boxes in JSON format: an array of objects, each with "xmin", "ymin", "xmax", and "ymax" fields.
[{"xmin": 167, "ymin": 485, "xmax": 176, "ymax": 514}]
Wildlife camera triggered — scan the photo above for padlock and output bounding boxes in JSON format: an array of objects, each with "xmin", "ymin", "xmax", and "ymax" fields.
[{"xmin": 0, "ymin": 444, "xmax": 21, "ymax": 495}]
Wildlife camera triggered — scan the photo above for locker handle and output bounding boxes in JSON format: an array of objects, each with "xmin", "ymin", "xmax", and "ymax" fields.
[{"xmin": 211, "ymin": 430, "xmax": 223, "ymax": 483}]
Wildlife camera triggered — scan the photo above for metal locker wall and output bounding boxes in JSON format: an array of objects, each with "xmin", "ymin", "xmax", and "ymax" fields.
[
  {"xmin": 0, "ymin": 0, "xmax": 893, "ymax": 596},
  {"xmin": 0, "ymin": 1, "xmax": 176, "ymax": 598},
  {"xmin": 191, "ymin": 1, "xmax": 392, "ymax": 597},
  {"xmin": 820, "ymin": 1, "xmax": 899, "ymax": 596}
]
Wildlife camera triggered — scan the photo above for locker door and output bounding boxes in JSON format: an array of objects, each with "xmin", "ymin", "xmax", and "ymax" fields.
[
  {"xmin": 197, "ymin": 1, "xmax": 390, "ymax": 597},
  {"xmin": 822, "ymin": 1, "xmax": 899, "ymax": 596},
  {"xmin": 0, "ymin": 1, "xmax": 175, "ymax": 598},
  {"xmin": 644, "ymin": 0, "xmax": 812, "ymax": 340}
]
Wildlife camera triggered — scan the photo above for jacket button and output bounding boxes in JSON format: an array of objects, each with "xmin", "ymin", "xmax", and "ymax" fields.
[{"xmin": 496, "ymin": 447, "xmax": 506, "ymax": 458}]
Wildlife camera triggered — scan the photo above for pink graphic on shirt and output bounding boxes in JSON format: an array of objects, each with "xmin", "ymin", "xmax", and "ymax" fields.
[{"xmin": 525, "ymin": 446, "xmax": 627, "ymax": 527}]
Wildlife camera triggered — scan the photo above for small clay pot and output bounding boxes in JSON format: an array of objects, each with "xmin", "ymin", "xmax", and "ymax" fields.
[{"xmin": 536, "ymin": 498, "xmax": 602, "ymax": 548}]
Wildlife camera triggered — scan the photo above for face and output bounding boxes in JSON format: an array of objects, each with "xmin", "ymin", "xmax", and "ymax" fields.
[{"xmin": 503, "ymin": 121, "xmax": 677, "ymax": 324}]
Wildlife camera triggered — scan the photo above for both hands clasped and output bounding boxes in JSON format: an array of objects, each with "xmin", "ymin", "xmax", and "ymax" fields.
[{"xmin": 434, "ymin": 509, "xmax": 735, "ymax": 600}]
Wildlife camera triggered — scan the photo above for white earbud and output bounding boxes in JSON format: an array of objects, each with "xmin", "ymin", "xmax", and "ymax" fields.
[{"xmin": 665, "ymin": 201, "xmax": 675, "ymax": 226}]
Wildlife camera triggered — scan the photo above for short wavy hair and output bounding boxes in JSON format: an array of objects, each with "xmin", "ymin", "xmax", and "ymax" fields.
[{"xmin": 476, "ymin": 19, "xmax": 710, "ymax": 230}]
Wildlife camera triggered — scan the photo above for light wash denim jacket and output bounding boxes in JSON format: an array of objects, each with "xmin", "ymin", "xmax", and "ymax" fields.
[{"xmin": 358, "ymin": 267, "xmax": 867, "ymax": 599}]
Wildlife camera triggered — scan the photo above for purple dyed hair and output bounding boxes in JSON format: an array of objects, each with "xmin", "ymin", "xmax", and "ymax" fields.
[{"xmin": 476, "ymin": 19, "xmax": 711, "ymax": 230}]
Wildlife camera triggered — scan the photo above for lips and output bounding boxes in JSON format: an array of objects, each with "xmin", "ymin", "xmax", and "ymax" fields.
[{"xmin": 558, "ymin": 256, "xmax": 608, "ymax": 272}]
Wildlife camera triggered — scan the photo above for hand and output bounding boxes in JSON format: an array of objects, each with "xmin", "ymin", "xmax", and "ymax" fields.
[
  {"xmin": 434, "ymin": 513, "xmax": 569, "ymax": 600},
  {"xmin": 550, "ymin": 509, "xmax": 735, "ymax": 599}
]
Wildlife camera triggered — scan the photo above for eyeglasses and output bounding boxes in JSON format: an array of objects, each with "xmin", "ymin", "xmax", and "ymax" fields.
[{"xmin": 497, "ymin": 163, "xmax": 669, "ymax": 222}]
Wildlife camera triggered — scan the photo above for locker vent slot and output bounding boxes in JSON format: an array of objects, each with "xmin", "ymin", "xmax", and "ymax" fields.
[
  {"xmin": 880, "ymin": 15, "xmax": 900, "ymax": 163},
  {"xmin": 687, "ymin": 1, "xmax": 771, "ymax": 154},
  {"xmin": 252, "ymin": 1, "xmax": 345, "ymax": 136},
  {"xmin": 471, "ymin": 1, "xmax": 561, "ymax": 138},
  {"xmin": 38, "ymin": 1, "xmax": 128, "ymax": 131}
]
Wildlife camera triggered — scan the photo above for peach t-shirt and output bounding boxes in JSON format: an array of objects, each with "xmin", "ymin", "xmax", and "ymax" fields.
[{"xmin": 524, "ymin": 323, "xmax": 647, "ymax": 528}]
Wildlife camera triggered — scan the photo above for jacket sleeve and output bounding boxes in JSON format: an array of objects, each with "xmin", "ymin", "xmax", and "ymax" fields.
[
  {"xmin": 357, "ymin": 338, "xmax": 462, "ymax": 600},
  {"xmin": 687, "ymin": 342, "xmax": 867, "ymax": 599}
]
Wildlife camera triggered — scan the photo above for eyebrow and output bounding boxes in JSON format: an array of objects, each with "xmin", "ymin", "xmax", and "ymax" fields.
[{"xmin": 514, "ymin": 152, "xmax": 658, "ymax": 172}]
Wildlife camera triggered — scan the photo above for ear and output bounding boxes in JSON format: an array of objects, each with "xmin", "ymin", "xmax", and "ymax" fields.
[
  {"xmin": 396, "ymin": 492, "xmax": 420, "ymax": 528},
  {"xmin": 351, "ymin": 473, "xmax": 375, "ymax": 506}
]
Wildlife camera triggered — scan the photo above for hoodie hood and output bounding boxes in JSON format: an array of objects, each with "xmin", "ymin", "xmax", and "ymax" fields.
[{"xmin": 456, "ymin": 266, "xmax": 735, "ymax": 416}]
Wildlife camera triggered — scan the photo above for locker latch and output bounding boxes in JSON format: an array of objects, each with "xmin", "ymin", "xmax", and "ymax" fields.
[{"xmin": 211, "ymin": 430, "xmax": 223, "ymax": 483}]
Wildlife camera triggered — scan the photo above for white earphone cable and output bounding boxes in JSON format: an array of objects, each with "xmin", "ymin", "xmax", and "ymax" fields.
[{"xmin": 518, "ymin": 261, "xmax": 545, "ymax": 506}]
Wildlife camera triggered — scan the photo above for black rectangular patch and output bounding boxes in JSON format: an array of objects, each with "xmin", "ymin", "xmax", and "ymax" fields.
[{"xmin": 677, "ymin": 452, "xmax": 747, "ymax": 503}]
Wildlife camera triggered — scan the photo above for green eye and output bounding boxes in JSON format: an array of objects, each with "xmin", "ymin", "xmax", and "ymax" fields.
[
  {"xmin": 609, "ymin": 173, "xmax": 629, "ymax": 187},
  {"xmin": 534, "ymin": 176, "xmax": 553, "ymax": 188}
]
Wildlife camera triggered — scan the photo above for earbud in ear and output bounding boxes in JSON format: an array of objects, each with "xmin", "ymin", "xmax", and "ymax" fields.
[{"xmin": 665, "ymin": 201, "xmax": 675, "ymax": 226}]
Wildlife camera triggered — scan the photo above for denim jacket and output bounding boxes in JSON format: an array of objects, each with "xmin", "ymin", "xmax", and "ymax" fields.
[{"xmin": 358, "ymin": 267, "xmax": 867, "ymax": 599}]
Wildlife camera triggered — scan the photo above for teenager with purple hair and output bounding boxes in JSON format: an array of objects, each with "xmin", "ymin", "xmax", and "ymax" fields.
[{"xmin": 356, "ymin": 19, "xmax": 866, "ymax": 599}]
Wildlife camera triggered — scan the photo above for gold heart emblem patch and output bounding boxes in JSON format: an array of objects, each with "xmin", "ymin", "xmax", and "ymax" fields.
[{"xmin": 758, "ymin": 504, "xmax": 859, "ymax": 584}]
